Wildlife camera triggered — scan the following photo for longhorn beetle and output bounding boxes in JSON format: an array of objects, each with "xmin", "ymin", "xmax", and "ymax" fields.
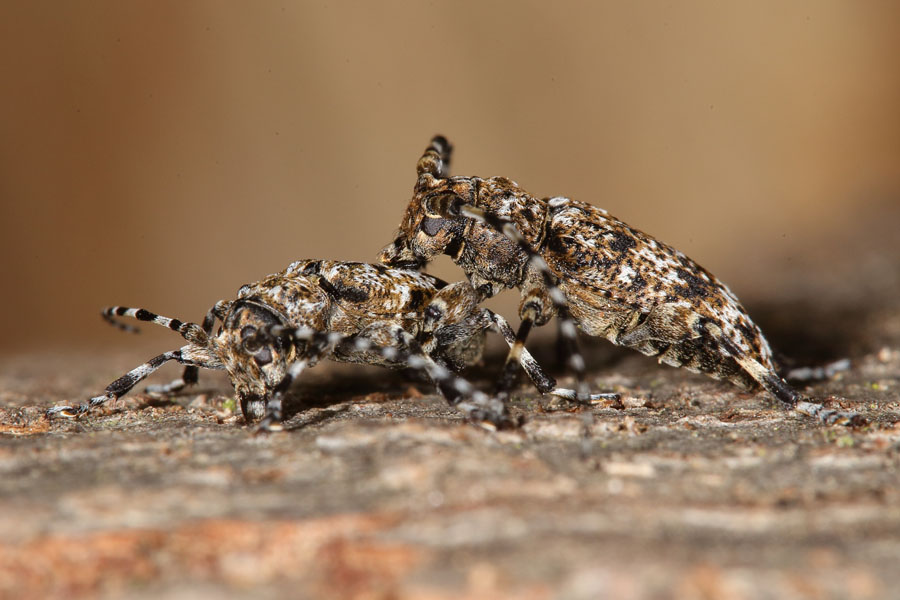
[
  {"xmin": 47, "ymin": 259, "xmax": 608, "ymax": 431},
  {"xmin": 379, "ymin": 136, "xmax": 861, "ymax": 425}
]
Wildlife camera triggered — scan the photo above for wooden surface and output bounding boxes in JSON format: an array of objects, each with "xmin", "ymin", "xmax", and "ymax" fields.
[{"xmin": 1, "ymin": 317, "xmax": 899, "ymax": 599}]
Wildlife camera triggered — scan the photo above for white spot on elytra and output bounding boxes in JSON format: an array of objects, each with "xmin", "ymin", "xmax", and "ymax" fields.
[{"xmin": 617, "ymin": 264, "xmax": 636, "ymax": 286}]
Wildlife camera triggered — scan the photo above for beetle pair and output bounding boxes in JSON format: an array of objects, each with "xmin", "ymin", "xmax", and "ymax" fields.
[{"xmin": 49, "ymin": 137, "xmax": 860, "ymax": 429}]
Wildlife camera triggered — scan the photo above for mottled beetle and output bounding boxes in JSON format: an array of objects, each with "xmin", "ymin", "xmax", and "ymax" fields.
[
  {"xmin": 380, "ymin": 136, "xmax": 861, "ymax": 425},
  {"xmin": 47, "ymin": 259, "xmax": 604, "ymax": 430}
]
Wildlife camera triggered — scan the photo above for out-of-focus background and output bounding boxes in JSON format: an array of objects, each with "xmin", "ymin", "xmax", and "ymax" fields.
[{"xmin": 2, "ymin": 1, "xmax": 899, "ymax": 354}]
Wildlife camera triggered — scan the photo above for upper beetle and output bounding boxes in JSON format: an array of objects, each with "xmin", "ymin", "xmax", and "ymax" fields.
[{"xmin": 380, "ymin": 136, "xmax": 860, "ymax": 425}]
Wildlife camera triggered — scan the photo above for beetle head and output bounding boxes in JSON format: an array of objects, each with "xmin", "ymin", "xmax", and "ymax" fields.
[
  {"xmin": 216, "ymin": 299, "xmax": 295, "ymax": 422},
  {"xmin": 380, "ymin": 185, "xmax": 474, "ymax": 269}
]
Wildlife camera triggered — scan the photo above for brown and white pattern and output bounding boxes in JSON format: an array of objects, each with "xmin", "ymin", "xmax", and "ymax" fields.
[
  {"xmin": 47, "ymin": 260, "xmax": 602, "ymax": 431},
  {"xmin": 380, "ymin": 136, "xmax": 860, "ymax": 425}
]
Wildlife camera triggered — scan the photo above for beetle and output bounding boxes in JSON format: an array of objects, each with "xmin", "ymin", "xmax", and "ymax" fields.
[
  {"xmin": 379, "ymin": 136, "xmax": 860, "ymax": 425},
  {"xmin": 47, "ymin": 259, "xmax": 605, "ymax": 430}
]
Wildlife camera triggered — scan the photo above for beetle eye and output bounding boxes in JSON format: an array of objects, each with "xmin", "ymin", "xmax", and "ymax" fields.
[
  {"xmin": 241, "ymin": 325, "xmax": 260, "ymax": 352},
  {"xmin": 253, "ymin": 346, "xmax": 273, "ymax": 366},
  {"xmin": 421, "ymin": 215, "xmax": 446, "ymax": 237}
]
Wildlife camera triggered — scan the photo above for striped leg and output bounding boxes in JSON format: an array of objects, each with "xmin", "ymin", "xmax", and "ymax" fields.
[
  {"xmin": 785, "ymin": 358, "xmax": 851, "ymax": 382},
  {"xmin": 496, "ymin": 299, "xmax": 537, "ymax": 397},
  {"xmin": 555, "ymin": 304, "xmax": 590, "ymax": 399},
  {"xmin": 704, "ymin": 321, "xmax": 863, "ymax": 426},
  {"xmin": 433, "ymin": 197, "xmax": 591, "ymax": 401},
  {"xmin": 46, "ymin": 345, "xmax": 202, "ymax": 419},
  {"xmin": 254, "ymin": 326, "xmax": 509, "ymax": 432},
  {"xmin": 376, "ymin": 327, "xmax": 509, "ymax": 427},
  {"xmin": 254, "ymin": 329, "xmax": 338, "ymax": 432},
  {"xmin": 486, "ymin": 308, "xmax": 552, "ymax": 394},
  {"xmin": 146, "ymin": 300, "xmax": 231, "ymax": 395},
  {"xmin": 102, "ymin": 311, "xmax": 140, "ymax": 334},
  {"xmin": 98, "ymin": 306, "xmax": 209, "ymax": 345},
  {"xmin": 392, "ymin": 326, "xmax": 496, "ymax": 416},
  {"xmin": 486, "ymin": 310, "xmax": 618, "ymax": 403}
]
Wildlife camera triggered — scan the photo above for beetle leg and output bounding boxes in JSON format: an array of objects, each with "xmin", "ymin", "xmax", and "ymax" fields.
[
  {"xmin": 702, "ymin": 321, "xmax": 863, "ymax": 426},
  {"xmin": 254, "ymin": 325, "xmax": 510, "ymax": 432},
  {"xmin": 47, "ymin": 346, "xmax": 219, "ymax": 419},
  {"xmin": 146, "ymin": 299, "xmax": 232, "ymax": 396},
  {"xmin": 486, "ymin": 309, "xmax": 618, "ymax": 403}
]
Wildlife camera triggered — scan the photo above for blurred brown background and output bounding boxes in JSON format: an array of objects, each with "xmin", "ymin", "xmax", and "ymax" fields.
[{"xmin": 1, "ymin": 1, "xmax": 899, "ymax": 355}]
